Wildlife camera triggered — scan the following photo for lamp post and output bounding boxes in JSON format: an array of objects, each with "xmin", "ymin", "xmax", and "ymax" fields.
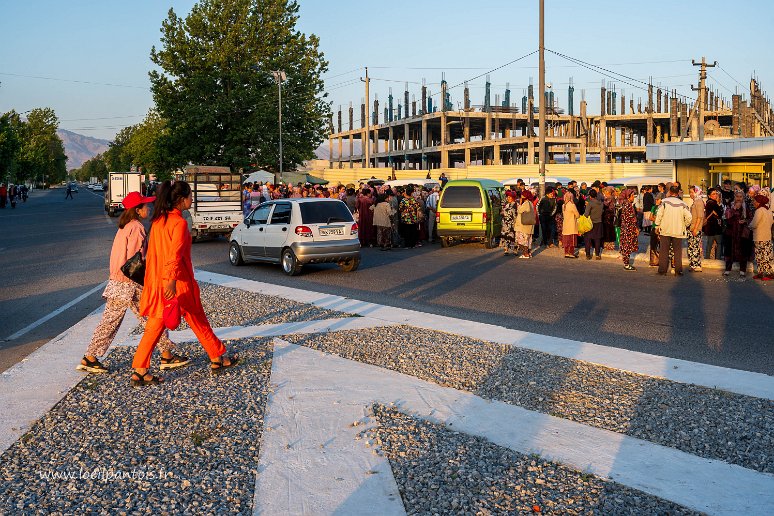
[
  {"xmin": 271, "ymin": 70, "xmax": 286, "ymax": 184},
  {"xmin": 250, "ymin": 66, "xmax": 286, "ymax": 183}
]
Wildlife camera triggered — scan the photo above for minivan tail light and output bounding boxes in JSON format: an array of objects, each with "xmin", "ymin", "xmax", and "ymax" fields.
[
  {"xmin": 351, "ymin": 222, "xmax": 358, "ymax": 235},
  {"xmin": 436, "ymin": 212, "xmax": 440, "ymax": 223},
  {"xmin": 295, "ymin": 225, "xmax": 313, "ymax": 237},
  {"xmin": 482, "ymin": 212, "xmax": 488, "ymax": 223}
]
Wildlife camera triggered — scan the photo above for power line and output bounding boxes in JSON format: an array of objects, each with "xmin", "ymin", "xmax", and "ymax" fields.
[
  {"xmin": 60, "ymin": 115, "xmax": 145, "ymax": 122},
  {"xmin": 0, "ymin": 72, "xmax": 148, "ymax": 89},
  {"xmin": 716, "ymin": 64, "xmax": 747, "ymax": 90}
]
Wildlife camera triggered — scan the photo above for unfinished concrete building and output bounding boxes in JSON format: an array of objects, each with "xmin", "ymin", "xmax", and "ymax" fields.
[{"xmin": 327, "ymin": 69, "xmax": 774, "ymax": 176}]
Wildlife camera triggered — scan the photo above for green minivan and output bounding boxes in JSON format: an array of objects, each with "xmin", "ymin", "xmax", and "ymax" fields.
[{"xmin": 436, "ymin": 179, "xmax": 505, "ymax": 248}]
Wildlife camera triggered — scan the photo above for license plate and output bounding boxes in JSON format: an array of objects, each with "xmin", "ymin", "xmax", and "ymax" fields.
[
  {"xmin": 209, "ymin": 225, "xmax": 228, "ymax": 230},
  {"xmin": 319, "ymin": 227, "xmax": 344, "ymax": 236},
  {"xmin": 450, "ymin": 214, "xmax": 471, "ymax": 222}
]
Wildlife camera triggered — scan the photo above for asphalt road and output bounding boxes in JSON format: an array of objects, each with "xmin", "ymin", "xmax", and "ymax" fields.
[{"xmin": 2, "ymin": 191, "xmax": 773, "ymax": 375}]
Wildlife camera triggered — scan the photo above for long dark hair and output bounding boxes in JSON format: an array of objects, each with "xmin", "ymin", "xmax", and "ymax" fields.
[
  {"xmin": 118, "ymin": 205, "xmax": 142, "ymax": 229},
  {"xmin": 152, "ymin": 180, "xmax": 192, "ymax": 222}
]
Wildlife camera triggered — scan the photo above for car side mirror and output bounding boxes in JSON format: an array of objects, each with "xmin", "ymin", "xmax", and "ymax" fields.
[{"xmin": 245, "ymin": 218, "xmax": 251, "ymax": 227}]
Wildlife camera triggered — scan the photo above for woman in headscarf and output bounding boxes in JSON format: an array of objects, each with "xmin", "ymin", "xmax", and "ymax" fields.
[
  {"xmin": 602, "ymin": 186, "xmax": 617, "ymax": 251},
  {"xmin": 618, "ymin": 188, "xmax": 639, "ymax": 270},
  {"xmin": 356, "ymin": 187, "xmax": 376, "ymax": 247},
  {"xmin": 561, "ymin": 191, "xmax": 579, "ymax": 258},
  {"xmin": 514, "ymin": 190, "xmax": 536, "ymax": 259},
  {"xmin": 687, "ymin": 185, "xmax": 706, "ymax": 272},
  {"xmin": 500, "ymin": 189, "xmax": 518, "ymax": 255},
  {"xmin": 722, "ymin": 189, "xmax": 754, "ymax": 277},
  {"xmin": 583, "ymin": 189, "xmax": 604, "ymax": 260},
  {"xmin": 750, "ymin": 194, "xmax": 773, "ymax": 280}
]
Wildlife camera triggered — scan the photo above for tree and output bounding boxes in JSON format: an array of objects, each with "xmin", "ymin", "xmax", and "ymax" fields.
[
  {"xmin": 16, "ymin": 108, "xmax": 67, "ymax": 186},
  {"xmin": 149, "ymin": 0, "xmax": 330, "ymax": 173},
  {"xmin": 125, "ymin": 110, "xmax": 174, "ymax": 180},
  {"xmin": 0, "ymin": 111, "xmax": 23, "ymax": 182},
  {"xmin": 104, "ymin": 125, "xmax": 136, "ymax": 172}
]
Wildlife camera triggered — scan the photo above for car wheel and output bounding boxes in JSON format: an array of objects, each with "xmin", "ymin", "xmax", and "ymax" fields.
[
  {"xmin": 229, "ymin": 241, "xmax": 244, "ymax": 266},
  {"xmin": 339, "ymin": 257, "xmax": 360, "ymax": 272},
  {"xmin": 440, "ymin": 237, "xmax": 452, "ymax": 248},
  {"xmin": 281, "ymin": 248, "xmax": 302, "ymax": 276}
]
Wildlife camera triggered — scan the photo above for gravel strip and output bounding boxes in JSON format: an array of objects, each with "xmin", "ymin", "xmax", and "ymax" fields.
[
  {"xmin": 282, "ymin": 326, "xmax": 774, "ymax": 474},
  {"xmin": 0, "ymin": 337, "xmax": 273, "ymax": 514},
  {"xmin": 370, "ymin": 404, "xmax": 700, "ymax": 515},
  {"xmin": 132, "ymin": 282, "xmax": 353, "ymax": 334}
]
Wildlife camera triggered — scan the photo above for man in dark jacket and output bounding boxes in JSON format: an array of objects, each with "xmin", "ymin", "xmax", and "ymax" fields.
[
  {"xmin": 538, "ymin": 187, "xmax": 558, "ymax": 247},
  {"xmin": 703, "ymin": 188, "xmax": 724, "ymax": 259}
]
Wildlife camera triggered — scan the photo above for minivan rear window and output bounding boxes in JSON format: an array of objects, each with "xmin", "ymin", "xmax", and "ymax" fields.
[
  {"xmin": 299, "ymin": 201, "xmax": 354, "ymax": 224},
  {"xmin": 440, "ymin": 186, "xmax": 483, "ymax": 208}
]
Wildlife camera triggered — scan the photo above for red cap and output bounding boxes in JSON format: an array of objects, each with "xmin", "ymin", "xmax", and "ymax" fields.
[{"xmin": 122, "ymin": 191, "xmax": 156, "ymax": 210}]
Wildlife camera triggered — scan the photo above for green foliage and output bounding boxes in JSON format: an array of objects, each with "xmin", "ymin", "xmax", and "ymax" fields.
[
  {"xmin": 0, "ymin": 111, "xmax": 23, "ymax": 181},
  {"xmin": 6, "ymin": 108, "xmax": 68, "ymax": 186},
  {"xmin": 149, "ymin": 0, "xmax": 330, "ymax": 172},
  {"xmin": 103, "ymin": 125, "xmax": 136, "ymax": 172},
  {"xmin": 78, "ymin": 154, "xmax": 108, "ymax": 181}
]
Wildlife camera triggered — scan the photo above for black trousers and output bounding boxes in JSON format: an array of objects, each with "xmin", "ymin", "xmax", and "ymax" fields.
[{"xmin": 400, "ymin": 222, "xmax": 418, "ymax": 248}]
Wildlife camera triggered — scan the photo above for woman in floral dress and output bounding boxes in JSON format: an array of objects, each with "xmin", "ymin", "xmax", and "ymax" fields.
[
  {"xmin": 618, "ymin": 188, "xmax": 640, "ymax": 271},
  {"xmin": 500, "ymin": 190, "xmax": 518, "ymax": 255}
]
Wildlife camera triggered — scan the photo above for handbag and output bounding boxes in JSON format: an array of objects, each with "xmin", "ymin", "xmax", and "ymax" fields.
[
  {"xmin": 577, "ymin": 215, "xmax": 593, "ymax": 235},
  {"xmin": 163, "ymin": 297, "xmax": 181, "ymax": 330},
  {"xmin": 520, "ymin": 205, "xmax": 536, "ymax": 225},
  {"xmin": 120, "ymin": 250, "xmax": 145, "ymax": 286}
]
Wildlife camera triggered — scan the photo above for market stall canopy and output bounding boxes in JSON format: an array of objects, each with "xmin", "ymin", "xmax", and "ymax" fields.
[
  {"xmin": 243, "ymin": 170, "xmax": 274, "ymax": 184},
  {"xmin": 282, "ymin": 172, "xmax": 329, "ymax": 185}
]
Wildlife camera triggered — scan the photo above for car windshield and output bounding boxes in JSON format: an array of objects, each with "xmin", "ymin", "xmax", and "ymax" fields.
[
  {"xmin": 299, "ymin": 201, "xmax": 354, "ymax": 224},
  {"xmin": 440, "ymin": 186, "xmax": 483, "ymax": 208}
]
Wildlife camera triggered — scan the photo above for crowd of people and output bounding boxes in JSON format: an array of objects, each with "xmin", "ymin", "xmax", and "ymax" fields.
[
  {"xmin": 239, "ymin": 176, "xmax": 774, "ymax": 279},
  {"xmin": 241, "ymin": 180, "xmax": 442, "ymax": 250},
  {"xmin": 0, "ymin": 183, "xmax": 29, "ymax": 208},
  {"xmin": 498, "ymin": 178, "xmax": 774, "ymax": 279}
]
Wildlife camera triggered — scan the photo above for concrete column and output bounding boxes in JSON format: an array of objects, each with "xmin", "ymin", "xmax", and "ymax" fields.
[
  {"xmin": 328, "ymin": 136, "xmax": 333, "ymax": 169},
  {"xmin": 494, "ymin": 117, "xmax": 500, "ymax": 140},
  {"xmin": 528, "ymin": 140, "xmax": 535, "ymax": 164},
  {"xmin": 349, "ymin": 134, "xmax": 353, "ymax": 168},
  {"xmin": 680, "ymin": 102, "xmax": 688, "ymax": 139},
  {"xmin": 485, "ymin": 114, "xmax": 492, "ymax": 140},
  {"xmin": 421, "ymin": 118, "xmax": 428, "ymax": 170},
  {"xmin": 464, "ymin": 147, "xmax": 471, "ymax": 167},
  {"xmin": 404, "ymin": 122, "xmax": 409, "ymax": 151},
  {"xmin": 338, "ymin": 137, "xmax": 343, "ymax": 169},
  {"xmin": 580, "ymin": 140, "xmax": 587, "ymax": 164},
  {"xmin": 656, "ymin": 125, "xmax": 662, "ymax": 144},
  {"xmin": 388, "ymin": 126, "xmax": 394, "ymax": 153},
  {"xmin": 670, "ymin": 97, "xmax": 679, "ymax": 141},
  {"xmin": 493, "ymin": 143, "xmax": 501, "ymax": 165}
]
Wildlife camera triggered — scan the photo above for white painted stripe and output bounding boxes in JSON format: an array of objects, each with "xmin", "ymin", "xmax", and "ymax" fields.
[
  {"xmin": 196, "ymin": 270, "xmax": 774, "ymax": 401},
  {"xmin": 117, "ymin": 317, "xmax": 397, "ymax": 348},
  {"xmin": 263, "ymin": 339, "xmax": 774, "ymax": 516},
  {"xmin": 0, "ymin": 305, "xmax": 138, "ymax": 454},
  {"xmin": 6, "ymin": 281, "xmax": 107, "ymax": 340},
  {"xmin": 254, "ymin": 339, "xmax": 405, "ymax": 515}
]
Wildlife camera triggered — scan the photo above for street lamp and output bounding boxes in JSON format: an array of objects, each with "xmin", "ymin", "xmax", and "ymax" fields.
[
  {"xmin": 271, "ymin": 70, "xmax": 286, "ymax": 184},
  {"xmin": 250, "ymin": 67, "xmax": 286, "ymax": 183}
]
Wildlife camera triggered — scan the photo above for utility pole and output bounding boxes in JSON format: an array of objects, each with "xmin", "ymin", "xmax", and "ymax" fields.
[
  {"xmin": 538, "ymin": 0, "xmax": 546, "ymax": 196},
  {"xmin": 362, "ymin": 67, "xmax": 370, "ymax": 169},
  {"xmin": 691, "ymin": 57, "xmax": 716, "ymax": 141}
]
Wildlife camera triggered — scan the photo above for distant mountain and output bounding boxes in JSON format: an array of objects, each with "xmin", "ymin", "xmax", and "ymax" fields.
[{"xmin": 57, "ymin": 129, "xmax": 110, "ymax": 170}]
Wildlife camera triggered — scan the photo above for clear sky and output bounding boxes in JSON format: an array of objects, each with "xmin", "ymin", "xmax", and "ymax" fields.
[{"xmin": 1, "ymin": 0, "xmax": 771, "ymax": 141}]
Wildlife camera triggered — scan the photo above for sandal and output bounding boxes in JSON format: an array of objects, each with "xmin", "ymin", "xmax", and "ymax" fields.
[
  {"xmin": 131, "ymin": 371, "xmax": 164, "ymax": 386},
  {"xmin": 160, "ymin": 353, "xmax": 191, "ymax": 370},
  {"xmin": 211, "ymin": 355, "xmax": 240, "ymax": 374},
  {"xmin": 76, "ymin": 356, "xmax": 110, "ymax": 374}
]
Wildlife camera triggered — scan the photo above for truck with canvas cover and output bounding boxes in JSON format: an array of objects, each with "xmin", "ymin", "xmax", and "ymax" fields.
[
  {"xmin": 176, "ymin": 166, "xmax": 243, "ymax": 241},
  {"xmin": 105, "ymin": 172, "xmax": 144, "ymax": 216}
]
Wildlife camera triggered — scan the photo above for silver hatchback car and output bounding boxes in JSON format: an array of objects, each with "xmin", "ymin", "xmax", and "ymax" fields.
[{"xmin": 229, "ymin": 198, "xmax": 361, "ymax": 275}]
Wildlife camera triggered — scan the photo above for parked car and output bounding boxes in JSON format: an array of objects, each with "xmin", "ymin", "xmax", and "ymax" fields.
[
  {"xmin": 436, "ymin": 179, "xmax": 505, "ymax": 248},
  {"xmin": 92, "ymin": 183, "xmax": 104, "ymax": 192},
  {"xmin": 229, "ymin": 198, "xmax": 361, "ymax": 275}
]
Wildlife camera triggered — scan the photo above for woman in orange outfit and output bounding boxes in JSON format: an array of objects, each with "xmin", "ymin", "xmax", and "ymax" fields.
[{"xmin": 132, "ymin": 180, "xmax": 238, "ymax": 386}]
